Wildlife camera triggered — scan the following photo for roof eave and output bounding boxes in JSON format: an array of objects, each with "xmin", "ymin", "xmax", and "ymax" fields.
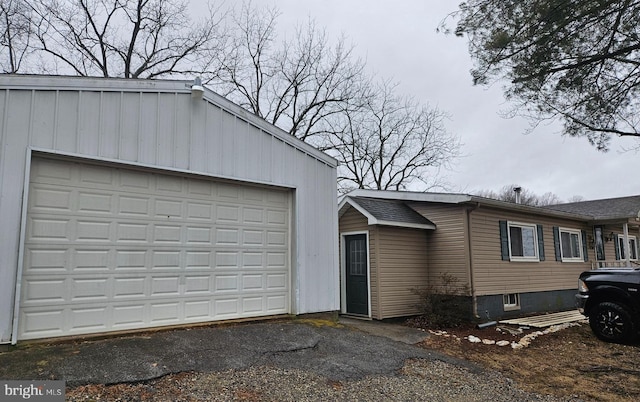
[{"xmin": 375, "ymin": 220, "xmax": 436, "ymax": 230}]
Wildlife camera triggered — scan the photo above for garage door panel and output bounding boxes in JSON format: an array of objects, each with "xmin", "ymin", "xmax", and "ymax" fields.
[
  {"xmin": 31, "ymin": 158, "xmax": 73, "ymax": 183},
  {"xmin": 19, "ymin": 157, "xmax": 290, "ymax": 340},
  {"xmin": 187, "ymin": 202, "xmax": 213, "ymax": 220},
  {"xmin": 118, "ymin": 196, "xmax": 150, "ymax": 216},
  {"xmin": 113, "ymin": 277, "xmax": 146, "ymax": 298},
  {"xmin": 80, "ymin": 164, "xmax": 115, "ymax": 186},
  {"xmin": 71, "ymin": 278, "xmax": 109, "ymax": 301},
  {"xmin": 77, "ymin": 191, "xmax": 114, "ymax": 214},
  {"xmin": 242, "ymin": 252, "xmax": 264, "ymax": 268},
  {"xmin": 70, "ymin": 307, "xmax": 108, "ymax": 331},
  {"xmin": 23, "ymin": 278, "xmax": 67, "ymax": 304},
  {"xmin": 25, "ymin": 248, "xmax": 68, "ymax": 273},
  {"xmin": 186, "ymin": 227, "xmax": 212, "ymax": 244},
  {"xmin": 30, "ymin": 187, "xmax": 72, "ymax": 212},
  {"xmin": 29, "ymin": 217, "xmax": 70, "ymax": 241}
]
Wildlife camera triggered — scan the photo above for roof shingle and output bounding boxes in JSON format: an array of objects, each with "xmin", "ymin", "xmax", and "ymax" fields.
[
  {"xmin": 349, "ymin": 197, "xmax": 435, "ymax": 227},
  {"xmin": 543, "ymin": 195, "xmax": 640, "ymax": 220}
]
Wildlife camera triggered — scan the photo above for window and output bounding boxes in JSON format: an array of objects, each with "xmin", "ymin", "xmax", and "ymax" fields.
[
  {"xmin": 503, "ymin": 293, "xmax": 520, "ymax": 311},
  {"xmin": 594, "ymin": 226, "xmax": 605, "ymax": 261},
  {"xmin": 508, "ymin": 222, "xmax": 539, "ymax": 261},
  {"xmin": 559, "ymin": 228, "xmax": 583, "ymax": 262},
  {"xmin": 617, "ymin": 236, "xmax": 638, "ymax": 260}
]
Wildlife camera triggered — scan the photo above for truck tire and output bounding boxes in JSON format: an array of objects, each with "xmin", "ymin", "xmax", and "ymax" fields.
[{"xmin": 589, "ymin": 302, "xmax": 637, "ymax": 343}]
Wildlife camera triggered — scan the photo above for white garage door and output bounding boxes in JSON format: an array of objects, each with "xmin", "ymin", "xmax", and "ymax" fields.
[{"xmin": 17, "ymin": 157, "xmax": 291, "ymax": 340}]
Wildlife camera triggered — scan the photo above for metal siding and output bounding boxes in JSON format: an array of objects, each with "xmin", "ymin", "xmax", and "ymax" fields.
[
  {"xmin": 32, "ymin": 91, "xmax": 56, "ymax": 149},
  {"xmin": 55, "ymin": 91, "xmax": 80, "ymax": 152},
  {"xmin": 0, "ymin": 90, "xmax": 32, "ymax": 342},
  {"xmin": 100, "ymin": 92, "xmax": 121, "ymax": 159},
  {"xmin": 221, "ymin": 110, "xmax": 237, "ymax": 177},
  {"xmin": 156, "ymin": 93, "xmax": 176, "ymax": 167},
  {"xmin": 174, "ymin": 95, "xmax": 191, "ymax": 170},
  {"xmin": 138, "ymin": 93, "xmax": 158, "ymax": 165},
  {"xmin": 118, "ymin": 93, "xmax": 140, "ymax": 161},
  {"xmin": 294, "ymin": 149, "xmax": 310, "ymax": 313},
  {"xmin": 0, "ymin": 76, "xmax": 338, "ymax": 343}
]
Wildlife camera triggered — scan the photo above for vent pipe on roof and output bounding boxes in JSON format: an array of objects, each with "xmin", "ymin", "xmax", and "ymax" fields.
[{"xmin": 514, "ymin": 186, "xmax": 522, "ymax": 204}]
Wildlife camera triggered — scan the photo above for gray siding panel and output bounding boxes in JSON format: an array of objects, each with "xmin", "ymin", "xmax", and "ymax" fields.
[{"xmin": 0, "ymin": 76, "xmax": 338, "ymax": 343}]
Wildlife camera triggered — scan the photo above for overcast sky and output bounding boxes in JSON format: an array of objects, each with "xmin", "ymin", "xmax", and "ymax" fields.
[{"xmin": 250, "ymin": 0, "xmax": 640, "ymax": 201}]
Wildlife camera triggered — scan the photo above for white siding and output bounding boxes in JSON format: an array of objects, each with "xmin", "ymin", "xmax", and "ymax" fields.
[{"xmin": 0, "ymin": 75, "xmax": 339, "ymax": 343}]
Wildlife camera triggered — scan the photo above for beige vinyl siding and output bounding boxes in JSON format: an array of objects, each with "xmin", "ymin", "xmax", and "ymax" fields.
[
  {"xmin": 469, "ymin": 207, "xmax": 591, "ymax": 296},
  {"xmin": 375, "ymin": 226, "xmax": 429, "ymax": 318},
  {"xmin": 338, "ymin": 207, "xmax": 379, "ymax": 318},
  {"xmin": 408, "ymin": 203, "xmax": 470, "ymax": 292},
  {"xmin": 598, "ymin": 226, "xmax": 640, "ymax": 264}
]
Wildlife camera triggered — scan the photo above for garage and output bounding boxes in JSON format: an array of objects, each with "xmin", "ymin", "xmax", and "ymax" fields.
[
  {"xmin": 0, "ymin": 75, "xmax": 338, "ymax": 344},
  {"xmin": 18, "ymin": 157, "xmax": 291, "ymax": 340}
]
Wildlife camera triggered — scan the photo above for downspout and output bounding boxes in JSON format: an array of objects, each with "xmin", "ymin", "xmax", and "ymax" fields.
[{"xmin": 466, "ymin": 203, "xmax": 480, "ymax": 318}]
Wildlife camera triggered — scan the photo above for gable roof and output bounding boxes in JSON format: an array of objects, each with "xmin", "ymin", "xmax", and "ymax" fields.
[
  {"xmin": 543, "ymin": 195, "xmax": 640, "ymax": 221},
  {"xmin": 341, "ymin": 189, "xmax": 640, "ymax": 223},
  {"xmin": 339, "ymin": 196, "xmax": 436, "ymax": 230}
]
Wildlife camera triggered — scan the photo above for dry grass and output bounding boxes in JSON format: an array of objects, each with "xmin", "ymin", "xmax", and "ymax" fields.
[{"xmin": 419, "ymin": 322, "xmax": 640, "ymax": 401}]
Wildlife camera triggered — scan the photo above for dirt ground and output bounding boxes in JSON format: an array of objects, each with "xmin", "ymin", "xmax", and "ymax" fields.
[{"xmin": 417, "ymin": 319, "xmax": 640, "ymax": 401}]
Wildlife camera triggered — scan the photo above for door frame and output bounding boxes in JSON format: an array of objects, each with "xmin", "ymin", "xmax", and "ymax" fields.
[{"xmin": 340, "ymin": 231, "xmax": 371, "ymax": 318}]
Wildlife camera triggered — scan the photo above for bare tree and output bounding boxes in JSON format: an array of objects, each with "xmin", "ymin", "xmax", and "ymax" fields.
[
  {"xmin": 26, "ymin": 0, "xmax": 226, "ymax": 78},
  {"xmin": 474, "ymin": 184, "xmax": 562, "ymax": 206},
  {"xmin": 212, "ymin": 2, "xmax": 367, "ymax": 145},
  {"xmin": 324, "ymin": 80, "xmax": 460, "ymax": 193},
  {"xmin": 565, "ymin": 195, "xmax": 586, "ymax": 203},
  {"xmin": 0, "ymin": 0, "xmax": 32, "ymax": 73}
]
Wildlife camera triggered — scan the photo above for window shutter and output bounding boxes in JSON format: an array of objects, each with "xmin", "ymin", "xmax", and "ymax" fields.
[
  {"xmin": 553, "ymin": 226, "xmax": 561, "ymax": 261},
  {"xmin": 581, "ymin": 230, "xmax": 588, "ymax": 262},
  {"xmin": 537, "ymin": 224, "xmax": 545, "ymax": 261},
  {"xmin": 614, "ymin": 234, "xmax": 620, "ymax": 260},
  {"xmin": 499, "ymin": 220, "xmax": 510, "ymax": 261}
]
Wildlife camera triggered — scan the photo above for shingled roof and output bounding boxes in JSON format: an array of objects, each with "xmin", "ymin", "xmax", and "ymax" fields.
[
  {"xmin": 340, "ymin": 196, "xmax": 436, "ymax": 230},
  {"xmin": 543, "ymin": 195, "xmax": 640, "ymax": 221}
]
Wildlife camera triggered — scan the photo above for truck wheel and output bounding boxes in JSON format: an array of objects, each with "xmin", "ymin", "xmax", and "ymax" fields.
[{"xmin": 589, "ymin": 302, "xmax": 636, "ymax": 343}]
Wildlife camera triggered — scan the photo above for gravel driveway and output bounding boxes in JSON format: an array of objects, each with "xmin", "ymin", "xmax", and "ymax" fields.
[{"xmin": 0, "ymin": 320, "xmax": 582, "ymax": 401}]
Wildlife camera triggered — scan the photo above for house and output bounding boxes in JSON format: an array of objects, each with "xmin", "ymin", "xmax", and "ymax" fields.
[
  {"xmin": 0, "ymin": 75, "xmax": 339, "ymax": 344},
  {"xmin": 338, "ymin": 189, "xmax": 640, "ymax": 321}
]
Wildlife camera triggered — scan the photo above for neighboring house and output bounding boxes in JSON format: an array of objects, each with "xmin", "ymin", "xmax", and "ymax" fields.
[
  {"xmin": 338, "ymin": 189, "xmax": 640, "ymax": 321},
  {"xmin": 0, "ymin": 75, "xmax": 339, "ymax": 344}
]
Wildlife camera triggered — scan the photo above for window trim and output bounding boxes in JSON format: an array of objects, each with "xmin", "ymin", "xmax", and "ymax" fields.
[
  {"xmin": 503, "ymin": 293, "xmax": 520, "ymax": 311},
  {"xmin": 507, "ymin": 221, "xmax": 540, "ymax": 262},
  {"xmin": 617, "ymin": 235, "xmax": 638, "ymax": 261},
  {"xmin": 558, "ymin": 227, "xmax": 584, "ymax": 262}
]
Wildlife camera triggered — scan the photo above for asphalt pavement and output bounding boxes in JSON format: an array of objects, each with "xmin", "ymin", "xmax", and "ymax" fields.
[{"xmin": 0, "ymin": 319, "xmax": 470, "ymax": 387}]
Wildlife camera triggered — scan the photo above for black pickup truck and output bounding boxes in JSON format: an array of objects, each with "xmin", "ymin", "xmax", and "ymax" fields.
[{"xmin": 576, "ymin": 269, "xmax": 640, "ymax": 343}]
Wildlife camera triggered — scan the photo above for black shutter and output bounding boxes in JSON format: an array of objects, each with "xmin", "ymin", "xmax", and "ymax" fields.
[
  {"xmin": 614, "ymin": 234, "xmax": 620, "ymax": 260},
  {"xmin": 581, "ymin": 230, "xmax": 588, "ymax": 262},
  {"xmin": 499, "ymin": 220, "xmax": 510, "ymax": 261},
  {"xmin": 553, "ymin": 226, "xmax": 561, "ymax": 261},
  {"xmin": 537, "ymin": 224, "xmax": 545, "ymax": 261}
]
